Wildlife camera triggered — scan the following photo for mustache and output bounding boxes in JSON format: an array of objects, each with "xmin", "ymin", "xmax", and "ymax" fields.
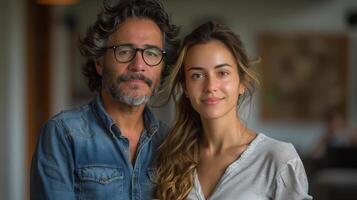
[{"xmin": 117, "ymin": 73, "xmax": 153, "ymax": 87}]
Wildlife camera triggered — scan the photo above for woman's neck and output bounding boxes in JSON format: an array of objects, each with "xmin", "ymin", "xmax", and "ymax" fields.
[{"xmin": 200, "ymin": 113, "xmax": 249, "ymax": 155}]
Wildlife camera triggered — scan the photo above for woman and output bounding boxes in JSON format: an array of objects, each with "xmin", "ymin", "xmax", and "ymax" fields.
[{"xmin": 155, "ymin": 21, "xmax": 312, "ymax": 200}]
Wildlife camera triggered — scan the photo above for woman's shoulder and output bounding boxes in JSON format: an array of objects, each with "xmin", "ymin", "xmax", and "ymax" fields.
[
  {"xmin": 252, "ymin": 133, "xmax": 302, "ymax": 165},
  {"xmin": 243, "ymin": 134, "xmax": 311, "ymax": 199}
]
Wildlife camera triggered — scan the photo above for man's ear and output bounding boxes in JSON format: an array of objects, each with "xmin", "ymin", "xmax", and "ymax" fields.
[{"xmin": 95, "ymin": 59, "xmax": 103, "ymax": 76}]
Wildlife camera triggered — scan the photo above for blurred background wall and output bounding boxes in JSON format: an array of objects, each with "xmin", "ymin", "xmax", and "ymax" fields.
[
  {"xmin": 1, "ymin": 0, "xmax": 26, "ymax": 199},
  {"xmin": 0, "ymin": 0, "xmax": 356, "ymax": 199}
]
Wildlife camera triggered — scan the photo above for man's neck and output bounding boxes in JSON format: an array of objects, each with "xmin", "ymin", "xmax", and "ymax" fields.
[
  {"xmin": 100, "ymin": 91, "xmax": 146, "ymax": 134},
  {"xmin": 101, "ymin": 91, "xmax": 147, "ymax": 164}
]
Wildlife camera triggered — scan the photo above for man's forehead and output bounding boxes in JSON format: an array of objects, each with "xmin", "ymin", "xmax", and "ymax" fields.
[{"xmin": 108, "ymin": 18, "xmax": 164, "ymax": 48}]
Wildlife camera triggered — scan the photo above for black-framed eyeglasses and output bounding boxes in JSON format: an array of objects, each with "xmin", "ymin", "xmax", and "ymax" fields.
[{"xmin": 107, "ymin": 45, "xmax": 166, "ymax": 67}]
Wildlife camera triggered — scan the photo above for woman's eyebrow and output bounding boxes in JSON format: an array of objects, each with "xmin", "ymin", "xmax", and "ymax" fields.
[
  {"xmin": 187, "ymin": 66, "xmax": 204, "ymax": 71},
  {"xmin": 215, "ymin": 63, "xmax": 232, "ymax": 69}
]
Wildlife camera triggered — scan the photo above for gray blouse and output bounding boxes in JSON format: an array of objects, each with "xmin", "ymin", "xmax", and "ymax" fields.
[{"xmin": 187, "ymin": 133, "xmax": 313, "ymax": 200}]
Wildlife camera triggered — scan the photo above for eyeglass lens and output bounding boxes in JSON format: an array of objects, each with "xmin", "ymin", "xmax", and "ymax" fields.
[{"xmin": 114, "ymin": 45, "xmax": 164, "ymax": 66}]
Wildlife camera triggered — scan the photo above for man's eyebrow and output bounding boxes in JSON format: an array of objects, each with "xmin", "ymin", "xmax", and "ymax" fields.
[
  {"xmin": 144, "ymin": 44, "xmax": 162, "ymax": 49},
  {"xmin": 110, "ymin": 43, "xmax": 162, "ymax": 49}
]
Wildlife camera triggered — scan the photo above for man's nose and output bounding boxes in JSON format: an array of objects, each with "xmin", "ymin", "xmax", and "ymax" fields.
[{"xmin": 128, "ymin": 51, "xmax": 146, "ymax": 72}]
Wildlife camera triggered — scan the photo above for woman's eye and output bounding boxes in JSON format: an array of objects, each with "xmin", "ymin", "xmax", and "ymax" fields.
[
  {"xmin": 219, "ymin": 71, "xmax": 230, "ymax": 77},
  {"xmin": 191, "ymin": 73, "xmax": 203, "ymax": 79}
]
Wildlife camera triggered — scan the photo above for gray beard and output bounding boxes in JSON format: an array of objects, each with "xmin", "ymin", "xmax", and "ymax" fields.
[{"xmin": 112, "ymin": 88, "xmax": 151, "ymax": 106}]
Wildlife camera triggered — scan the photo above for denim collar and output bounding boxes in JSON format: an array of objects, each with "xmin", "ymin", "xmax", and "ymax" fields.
[{"xmin": 90, "ymin": 94, "xmax": 160, "ymax": 137}]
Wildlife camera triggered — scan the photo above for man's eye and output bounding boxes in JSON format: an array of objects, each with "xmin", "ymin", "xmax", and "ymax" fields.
[
  {"xmin": 145, "ymin": 49, "xmax": 160, "ymax": 57},
  {"xmin": 118, "ymin": 49, "xmax": 132, "ymax": 55}
]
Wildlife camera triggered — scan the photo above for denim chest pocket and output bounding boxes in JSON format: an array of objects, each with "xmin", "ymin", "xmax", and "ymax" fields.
[{"xmin": 76, "ymin": 166, "xmax": 124, "ymax": 200}]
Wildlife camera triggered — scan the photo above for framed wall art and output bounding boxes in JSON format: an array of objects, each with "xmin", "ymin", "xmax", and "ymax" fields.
[{"xmin": 258, "ymin": 32, "xmax": 349, "ymax": 121}]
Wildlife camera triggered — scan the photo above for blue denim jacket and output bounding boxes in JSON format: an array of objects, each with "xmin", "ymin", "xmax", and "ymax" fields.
[{"xmin": 31, "ymin": 95, "xmax": 168, "ymax": 200}]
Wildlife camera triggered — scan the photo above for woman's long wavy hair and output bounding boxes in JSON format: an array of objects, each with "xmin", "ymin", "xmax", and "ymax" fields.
[
  {"xmin": 79, "ymin": 0, "xmax": 180, "ymax": 92},
  {"xmin": 155, "ymin": 21, "xmax": 259, "ymax": 200}
]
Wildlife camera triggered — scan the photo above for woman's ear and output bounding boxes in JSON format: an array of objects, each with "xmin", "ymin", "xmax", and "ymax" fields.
[
  {"xmin": 238, "ymin": 83, "xmax": 246, "ymax": 95},
  {"xmin": 239, "ymin": 73, "xmax": 252, "ymax": 95},
  {"xmin": 95, "ymin": 59, "xmax": 103, "ymax": 76}
]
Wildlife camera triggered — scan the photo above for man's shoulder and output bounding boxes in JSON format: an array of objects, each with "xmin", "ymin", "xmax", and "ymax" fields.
[
  {"xmin": 44, "ymin": 103, "xmax": 97, "ymax": 135},
  {"xmin": 50, "ymin": 104, "xmax": 91, "ymax": 122}
]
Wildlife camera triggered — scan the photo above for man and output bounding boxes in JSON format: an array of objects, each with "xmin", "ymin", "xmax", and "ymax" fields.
[{"xmin": 30, "ymin": 0, "xmax": 179, "ymax": 199}]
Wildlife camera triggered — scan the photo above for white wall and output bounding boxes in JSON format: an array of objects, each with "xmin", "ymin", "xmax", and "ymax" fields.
[{"xmin": 0, "ymin": 0, "xmax": 26, "ymax": 199}]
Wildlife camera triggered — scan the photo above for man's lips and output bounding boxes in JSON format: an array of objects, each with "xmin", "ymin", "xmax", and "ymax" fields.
[
  {"xmin": 118, "ymin": 73, "xmax": 153, "ymax": 87},
  {"xmin": 201, "ymin": 97, "xmax": 224, "ymax": 105},
  {"xmin": 126, "ymin": 79, "xmax": 146, "ymax": 84}
]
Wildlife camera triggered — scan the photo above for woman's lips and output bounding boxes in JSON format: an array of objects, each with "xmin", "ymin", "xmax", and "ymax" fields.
[{"xmin": 201, "ymin": 97, "xmax": 223, "ymax": 105}]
